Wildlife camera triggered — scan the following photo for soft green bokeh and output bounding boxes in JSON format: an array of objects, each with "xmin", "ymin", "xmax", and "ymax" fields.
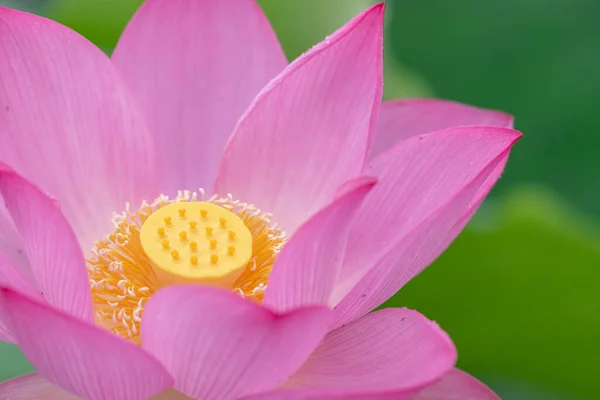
[
  {"xmin": 389, "ymin": 0, "xmax": 600, "ymax": 219},
  {"xmin": 1, "ymin": 1, "xmax": 599, "ymax": 399},
  {"xmin": 46, "ymin": 0, "xmax": 432, "ymax": 99},
  {"xmin": 0, "ymin": 343, "xmax": 32, "ymax": 381},
  {"xmin": 385, "ymin": 187, "xmax": 600, "ymax": 398},
  {"xmin": 43, "ymin": 0, "xmax": 144, "ymax": 51}
]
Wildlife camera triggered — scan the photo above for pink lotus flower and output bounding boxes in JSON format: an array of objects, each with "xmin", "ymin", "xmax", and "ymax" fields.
[{"xmin": 0, "ymin": 1, "xmax": 519, "ymax": 399}]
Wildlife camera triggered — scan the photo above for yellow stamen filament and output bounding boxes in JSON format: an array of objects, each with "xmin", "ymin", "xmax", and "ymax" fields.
[
  {"xmin": 171, "ymin": 250, "xmax": 180, "ymax": 260},
  {"xmin": 209, "ymin": 238, "xmax": 217, "ymax": 249},
  {"xmin": 178, "ymin": 209, "xmax": 186, "ymax": 218},
  {"xmin": 219, "ymin": 217, "xmax": 227, "ymax": 228},
  {"xmin": 179, "ymin": 231, "xmax": 187, "ymax": 241},
  {"xmin": 87, "ymin": 191, "xmax": 286, "ymax": 344}
]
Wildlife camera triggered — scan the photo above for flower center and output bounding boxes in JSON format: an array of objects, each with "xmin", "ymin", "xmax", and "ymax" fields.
[
  {"xmin": 86, "ymin": 191, "xmax": 286, "ymax": 343},
  {"xmin": 139, "ymin": 201, "xmax": 253, "ymax": 288}
]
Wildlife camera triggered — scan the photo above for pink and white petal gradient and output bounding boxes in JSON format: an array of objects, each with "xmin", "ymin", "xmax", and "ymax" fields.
[
  {"xmin": 0, "ymin": 7, "xmax": 158, "ymax": 249},
  {"xmin": 332, "ymin": 127, "xmax": 521, "ymax": 327},
  {"xmin": 142, "ymin": 285, "xmax": 331, "ymax": 400},
  {"xmin": 113, "ymin": 0, "xmax": 287, "ymax": 193},
  {"xmin": 215, "ymin": 4, "xmax": 384, "ymax": 234},
  {"xmin": 371, "ymin": 99, "xmax": 515, "ymax": 159},
  {"xmin": 0, "ymin": 288, "xmax": 173, "ymax": 400},
  {"xmin": 0, "ymin": 374, "xmax": 78, "ymax": 400},
  {"xmin": 285, "ymin": 308, "xmax": 456, "ymax": 393},
  {"xmin": 264, "ymin": 178, "xmax": 376, "ymax": 313}
]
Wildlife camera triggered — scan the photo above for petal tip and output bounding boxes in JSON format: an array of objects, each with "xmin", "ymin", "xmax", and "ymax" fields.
[
  {"xmin": 369, "ymin": 2, "xmax": 387, "ymax": 14},
  {"xmin": 359, "ymin": 2, "xmax": 386, "ymax": 31},
  {"xmin": 493, "ymin": 126, "xmax": 523, "ymax": 145}
]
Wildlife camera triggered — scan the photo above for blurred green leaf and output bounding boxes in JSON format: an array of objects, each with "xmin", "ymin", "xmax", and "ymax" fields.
[
  {"xmin": 0, "ymin": 343, "xmax": 32, "ymax": 381},
  {"xmin": 0, "ymin": 0, "xmax": 43, "ymax": 12},
  {"xmin": 45, "ymin": 0, "xmax": 143, "ymax": 51},
  {"xmin": 258, "ymin": 0, "xmax": 372, "ymax": 60},
  {"xmin": 388, "ymin": 0, "xmax": 600, "ymax": 218},
  {"xmin": 385, "ymin": 187, "xmax": 600, "ymax": 399}
]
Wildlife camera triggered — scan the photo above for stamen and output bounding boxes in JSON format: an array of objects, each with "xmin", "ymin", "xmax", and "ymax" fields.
[{"xmin": 87, "ymin": 191, "xmax": 286, "ymax": 344}]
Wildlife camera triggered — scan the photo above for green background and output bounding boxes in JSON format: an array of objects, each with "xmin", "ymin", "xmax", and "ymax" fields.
[{"xmin": 1, "ymin": 1, "xmax": 599, "ymax": 399}]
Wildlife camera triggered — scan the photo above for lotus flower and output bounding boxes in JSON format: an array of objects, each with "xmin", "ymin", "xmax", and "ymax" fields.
[{"xmin": 0, "ymin": 1, "xmax": 520, "ymax": 399}]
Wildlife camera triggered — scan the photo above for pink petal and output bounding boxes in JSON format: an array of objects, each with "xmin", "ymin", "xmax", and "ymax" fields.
[
  {"xmin": 240, "ymin": 390, "xmax": 414, "ymax": 400},
  {"xmin": 285, "ymin": 308, "xmax": 455, "ymax": 393},
  {"xmin": 243, "ymin": 370, "xmax": 498, "ymax": 400},
  {"xmin": 215, "ymin": 4, "xmax": 384, "ymax": 233},
  {"xmin": 0, "ymin": 205, "xmax": 29, "ymax": 275},
  {"xmin": 141, "ymin": 285, "xmax": 331, "ymax": 400},
  {"xmin": 0, "ymin": 374, "xmax": 78, "ymax": 399},
  {"xmin": 264, "ymin": 177, "xmax": 376, "ymax": 313},
  {"xmin": 0, "ymin": 253, "xmax": 40, "ymax": 301},
  {"xmin": 413, "ymin": 368, "xmax": 500, "ymax": 400},
  {"xmin": 0, "ymin": 252, "xmax": 41, "ymax": 342},
  {"xmin": 451, "ymin": 155, "xmax": 509, "ymax": 238},
  {"xmin": 370, "ymin": 99, "xmax": 514, "ymax": 159},
  {"xmin": 112, "ymin": 0, "xmax": 287, "ymax": 193},
  {"xmin": 0, "ymin": 315, "xmax": 11, "ymax": 342},
  {"xmin": 0, "ymin": 288, "xmax": 173, "ymax": 400},
  {"xmin": 0, "ymin": 165, "xmax": 93, "ymax": 321},
  {"xmin": 332, "ymin": 127, "xmax": 521, "ymax": 327},
  {"xmin": 0, "ymin": 7, "xmax": 157, "ymax": 248}
]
